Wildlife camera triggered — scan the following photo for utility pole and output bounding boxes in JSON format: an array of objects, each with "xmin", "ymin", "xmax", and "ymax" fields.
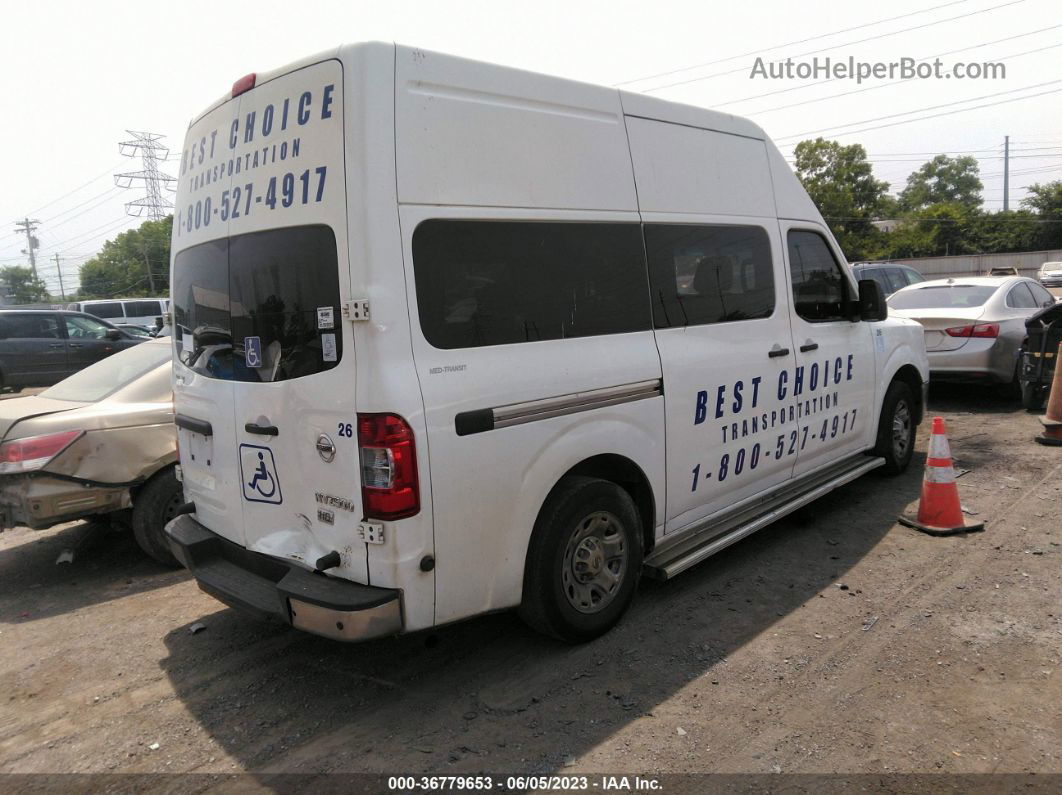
[
  {"xmin": 52, "ymin": 253, "xmax": 67, "ymax": 302},
  {"xmin": 14, "ymin": 218, "xmax": 41, "ymax": 279},
  {"xmin": 1003, "ymin": 135, "xmax": 1010, "ymax": 212},
  {"xmin": 115, "ymin": 131, "xmax": 176, "ymax": 220}
]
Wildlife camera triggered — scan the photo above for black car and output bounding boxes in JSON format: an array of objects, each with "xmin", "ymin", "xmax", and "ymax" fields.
[
  {"xmin": 851, "ymin": 262, "xmax": 926, "ymax": 296},
  {"xmin": 0, "ymin": 310, "xmax": 146, "ymax": 392}
]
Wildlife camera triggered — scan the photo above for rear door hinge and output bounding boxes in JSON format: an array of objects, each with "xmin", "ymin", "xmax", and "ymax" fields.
[{"xmin": 343, "ymin": 299, "xmax": 370, "ymax": 321}]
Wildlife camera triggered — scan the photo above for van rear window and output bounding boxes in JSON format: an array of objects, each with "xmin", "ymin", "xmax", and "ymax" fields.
[
  {"xmin": 411, "ymin": 220, "xmax": 651, "ymax": 349},
  {"xmin": 172, "ymin": 225, "xmax": 342, "ymax": 382}
]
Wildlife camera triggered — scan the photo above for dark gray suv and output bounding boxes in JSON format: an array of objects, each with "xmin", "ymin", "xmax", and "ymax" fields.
[
  {"xmin": 0, "ymin": 310, "xmax": 145, "ymax": 392},
  {"xmin": 851, "ymin": 262, "xmax": 926, "ymax": 297}
]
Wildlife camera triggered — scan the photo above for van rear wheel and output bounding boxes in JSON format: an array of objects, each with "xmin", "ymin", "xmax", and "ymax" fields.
[
  {"xmin": 873, "ymin": 380, "xmax": 916, "ymax": 476},
  {"xmin": 132, "ymin": 467, "xmax": 183, "ymax": 567},
  {"xmin": 519, "ymin": 476, "xmax": 642, "ymax": 642}
]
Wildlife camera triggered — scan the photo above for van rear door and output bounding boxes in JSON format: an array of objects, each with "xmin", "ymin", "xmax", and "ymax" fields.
[{"xmin": 171, "ymin": 59, "xmax": 367, "ymax": 581}]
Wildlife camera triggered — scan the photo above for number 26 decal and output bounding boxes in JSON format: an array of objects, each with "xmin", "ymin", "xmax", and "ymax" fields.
[{"xmin": 337, "ymin": 422, "xmax": 353, "ymax": 438}]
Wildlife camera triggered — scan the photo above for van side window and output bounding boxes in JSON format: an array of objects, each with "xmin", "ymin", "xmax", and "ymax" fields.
[
  {"xmin": 412, "ymin": 220, "xmax": 650, "ymax": 349},
  {"xmin": 84, "ymin": 302, "xmax": 124, "ymax": 320},
  {"xmin": 787, "ymin": 230, "xmax": 848, "ymax": 323},
  {"xmin": 644, "ymin": 224, "xmax": 774, "ymax": 328},
  {"xmin": 127, "ymin": 300, "xmax": 162, "ymax": 318}
]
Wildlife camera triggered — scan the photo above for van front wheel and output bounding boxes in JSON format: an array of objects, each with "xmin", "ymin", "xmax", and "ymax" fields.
[
  {"xmin": 873, "ymin": 380, "xmax": 916, "ymax": 475},
  {"xmin": 519, "ymin": 476, "xmax": 642, "ymax": 643}
]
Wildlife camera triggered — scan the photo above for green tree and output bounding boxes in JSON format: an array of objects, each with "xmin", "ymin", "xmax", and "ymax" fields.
[
  {"xmin": 0, "ymin": 265, "xmax": 50, "ymax": 304},
  {"xmin": 1020, "ymin": 180, "xmax": 1062, "ymax": 250},
  {"xmin": 793, "ymin": 138, "xmax": 890, "ymax": 261},
  {"xmin": 899, "ymin": 155, "xmax": 983, "ymax": 212},
  {"xmin": 967, "ymin": 210, "xmax": 1039, "ymax": 254},
  {"xmin": 884, "ymin": 203, "xmax": 975, "ymax": 258},
  {"xmin": 78, "ymin": 216, "xmax": 173, "ymax": 298}
]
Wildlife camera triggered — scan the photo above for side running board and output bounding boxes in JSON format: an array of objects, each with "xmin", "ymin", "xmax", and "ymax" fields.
[{"xmin": 643, "ymin": 455, "xmax": 886, "ymax": 580}]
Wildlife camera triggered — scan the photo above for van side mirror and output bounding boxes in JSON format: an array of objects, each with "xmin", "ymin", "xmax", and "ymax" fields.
[
  {"xmin": 858, "ymin": 279, "xmax": 888, "ymax": 321},
  {"xmin": 105, "ymin": 328, "xmax": 123, "ymax": 341}
]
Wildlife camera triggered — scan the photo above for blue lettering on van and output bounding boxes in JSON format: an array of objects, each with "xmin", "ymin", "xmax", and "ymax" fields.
[
  {"xmin": 177, "ymin": 166, "xmax": 328, "ymax": 235},
  {"xmin": 321, "ymin": 84, "xmax": 334, "ymax": 118},
  {"xmin": 184, "ymin": 83, "xmax": 334, "ymax": 186},
  {"xmin": 691, "ymin": 356, "xmax": 856, "ymax": 430}
]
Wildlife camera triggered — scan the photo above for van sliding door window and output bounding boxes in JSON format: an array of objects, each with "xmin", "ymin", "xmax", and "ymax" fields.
[
  {"xmin": 787, "ymin": 230, "xmax": 848, "ymax": 323},
  {"xmin": 411, "ymin": 220, "xmax": 651, "ymax": 349},
  {"xmin": 644, "ymin": 224, "xmax": 775, "ymax": 328},
  {"xmin": 172, "ymin": 225, "xmax": 342, "ymax": 382}
]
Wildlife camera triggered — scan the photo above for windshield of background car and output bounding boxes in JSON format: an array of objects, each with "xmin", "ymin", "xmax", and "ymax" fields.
[
  {"xmin": 41, "ymin": 341, "xmax": 172, "ymax": 403},
  {"xmin": 888, "ymin": 284, "xmax": 998, "ymax": 310},
  {"xmin": 172, "ymin": 225, "xmax": 342, "ymax": 383}
]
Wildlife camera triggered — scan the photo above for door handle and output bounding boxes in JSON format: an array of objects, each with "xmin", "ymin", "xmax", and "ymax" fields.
[
  {"xmin": 245, "ymin": 422, "xmax": 279, "ymax": 436},
  {"xmin": 49, "ymin": 343, "xmax": 63, "ymax": 348},
  {"xmin": 800, "ymin": 342, "xmax": 819, "ymax": 353},
  {"xmin": 68, "ymin": 343, "xmax": 82, "ymax": 348},
  {"xmin": 768, "ymin": 347, "xmax": 790, "ymax": 358}
]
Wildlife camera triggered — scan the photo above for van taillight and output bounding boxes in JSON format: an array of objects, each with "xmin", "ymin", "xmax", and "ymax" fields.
[
  {"xmin": 357, "ymin": 413, "xmax": 419, "ymax": 520},
  {"xmin": 232, "ymin": 73, "xmax": 256, "ymax": 97}
]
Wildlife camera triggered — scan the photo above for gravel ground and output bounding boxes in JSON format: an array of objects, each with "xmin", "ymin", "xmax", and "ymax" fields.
[{"xmin": 0, "ymin": 384, "xmax": 1059, "ymax": 784}]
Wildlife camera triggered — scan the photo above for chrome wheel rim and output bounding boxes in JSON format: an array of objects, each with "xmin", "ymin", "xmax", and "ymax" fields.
[
  {"xmin": 561, "ymin": 511, "xmax": 628, "ymax": 614},
  {"xmin": 892, "ymin": 399, "xmax": 911, "ymax": 460}
]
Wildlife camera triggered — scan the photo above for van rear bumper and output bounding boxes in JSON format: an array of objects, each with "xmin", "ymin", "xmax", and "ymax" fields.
[{"xmin": 165, "ymin": 514, "xmax": 403, "ymax": 642}]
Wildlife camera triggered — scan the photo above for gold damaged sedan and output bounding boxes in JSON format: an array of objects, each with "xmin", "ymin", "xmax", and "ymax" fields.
[{"xmin": 0, "ymin": 338, "xmax": 180, "ymax": 565}]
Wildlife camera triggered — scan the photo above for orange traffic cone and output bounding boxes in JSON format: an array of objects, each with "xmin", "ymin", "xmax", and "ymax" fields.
[
  {"xmin": 1035, "ymin": 341, "xmax": 1062, "ymax": 447},
  {"xmin": 899, "ymin": 417, "xmax": 985, "ymax": 536}
]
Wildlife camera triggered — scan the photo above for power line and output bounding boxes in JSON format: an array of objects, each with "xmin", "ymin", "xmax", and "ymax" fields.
[
  {"xmin": 613, "ymin": 0, "xmax": 971, "ymax": 86},
  {"xmin": 711, "ymin": 21, "xmax": 1062, "ymax": 110},
  {"xmin": 748, "ymin": 41, "xmax": 1062, "ymax": 117},
  {"xmin": 775, "ymin": 79, "xmax": 1062, "ymax": 142},
  {"xmin": 39, "ymin": 186, "xmax": 124, "ymax": 225},
  {"xmin": 24, "ymin": 161, "xmax": 126, "ymax": 217},
  {"xmin": 637, "ymin": 0, "xmax": 1026, "ymax": 93}
]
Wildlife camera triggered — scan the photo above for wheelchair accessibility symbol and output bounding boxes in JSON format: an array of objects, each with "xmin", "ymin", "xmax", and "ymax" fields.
[
  {"xmin": 244, "ymin": 336, "xmax": 263, "ymax": 368},
  {"xmin": 239, "ymin": 444, "xmax": 283, "ymax": 504}
]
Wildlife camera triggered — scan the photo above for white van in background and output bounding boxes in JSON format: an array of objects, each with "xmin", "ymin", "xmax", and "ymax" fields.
[
  {"xmin": 68, "ymin": 298, "xmax": 170, "ymax": 328},
  {"xmin": 166, "ymin": 43, "xmax": 928, "ymax": 644}
]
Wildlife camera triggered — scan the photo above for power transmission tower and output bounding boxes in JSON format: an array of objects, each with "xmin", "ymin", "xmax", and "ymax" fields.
[
  {"xmin": 115, "ymin": 131, "xmax": 176, "ymax": 220},
  {"xmin": 13, "ymin": 218, "xmax": 41, "ymax": 279},
  {"xmin": 52, "ymin": 253, "xmax": 67, "ymax": 302}
]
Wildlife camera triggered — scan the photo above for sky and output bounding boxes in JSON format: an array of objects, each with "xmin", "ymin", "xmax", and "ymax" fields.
[{"xmin": 1, "ymin": 0, "xmax": 1060, "ymax": 296}]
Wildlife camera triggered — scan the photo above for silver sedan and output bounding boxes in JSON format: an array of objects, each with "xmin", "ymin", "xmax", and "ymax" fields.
[{"xmin": 888, "ymin": 276, "xmax": 1056, "ymax": 386}]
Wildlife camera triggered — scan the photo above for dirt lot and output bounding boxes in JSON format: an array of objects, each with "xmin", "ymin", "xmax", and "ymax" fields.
[{"xmin": 0, "ymin": 385, "xmax": 1059, "ymax": 784}]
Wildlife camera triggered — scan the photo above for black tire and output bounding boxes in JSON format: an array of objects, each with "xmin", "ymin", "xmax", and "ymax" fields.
[
  {"xmin": 132, "ymin": 467, "xmax": 183, "ymax": 567},
  {"xmin": 873, "ymin": 380, "xmax": 916, "ymax": 476},
  {"xmin": 997, "ymin": 352, "xmax": 1024, "ymax": 401},
  {"xmin": 519, "ymin": 476, "xmax": 643, "ymax": 643},
  {"xmin": 1021, "ymin": 380, "xmax": 1046, "ymax": 412}
]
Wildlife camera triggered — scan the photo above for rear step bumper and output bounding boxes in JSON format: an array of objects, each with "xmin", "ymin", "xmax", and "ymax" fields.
[{"xmin": 165, "ymin": 515, "xmax": 403, "ymax": 642}]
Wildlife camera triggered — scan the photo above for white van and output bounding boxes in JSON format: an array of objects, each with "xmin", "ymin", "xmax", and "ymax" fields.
[
  {"xmin": 166, "ymin": 43, "xmax": 928, "ymax": 643},
  {"xmin": 69, "ymin": 298, "xmax": 170, "ymax": 328}
]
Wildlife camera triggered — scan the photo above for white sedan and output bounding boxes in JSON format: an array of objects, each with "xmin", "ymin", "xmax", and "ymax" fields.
[{"xmin": 888, "ymin": 276, "xmax": 1056, "ymax": 389}]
